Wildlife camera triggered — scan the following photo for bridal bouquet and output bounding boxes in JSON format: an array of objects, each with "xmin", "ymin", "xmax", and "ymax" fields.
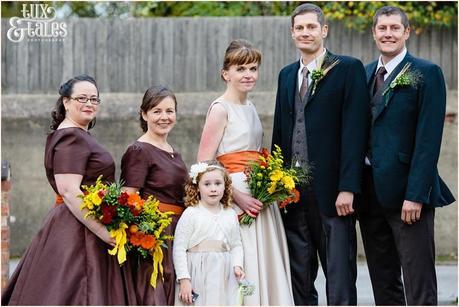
[
  {"xmin": 240, "ymin": 145, "xmax": 310, "ymax": 225},
  {"xmin": 79, "ymin": 176, "xmax": 174, "ymax": 287},
  {"xmin": 237, "ymin": 279, "xmax": 255, "ymax": 305}
]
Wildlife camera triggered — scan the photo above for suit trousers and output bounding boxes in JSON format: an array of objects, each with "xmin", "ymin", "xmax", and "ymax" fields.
[
  {"xmin": 359, "ymin": 166, "xmax": 437, "ymax": 305},
  {"xmin": 281, "ymin": 186, "xmax": 357, "ymax": 305}
]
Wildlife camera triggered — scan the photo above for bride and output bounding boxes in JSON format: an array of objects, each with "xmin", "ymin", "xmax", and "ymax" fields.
[{"xmin": 197, "ymin": 39, "xmax": 294, "ymax": 305}]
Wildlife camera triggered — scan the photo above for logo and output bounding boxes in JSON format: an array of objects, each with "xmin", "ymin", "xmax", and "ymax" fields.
[{"xmin": 7, "ymin": 4, "xmax": 67, "ymax": 43}]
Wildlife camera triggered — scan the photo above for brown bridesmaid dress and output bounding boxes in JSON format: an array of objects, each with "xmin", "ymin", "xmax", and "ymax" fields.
[
  {"xmin": 2, "ymin": 127, "xmax": 130, "ymax": 305},
  {"xmin": 120, "ymin": 141, "xmax": 187, "ymax": 305}
]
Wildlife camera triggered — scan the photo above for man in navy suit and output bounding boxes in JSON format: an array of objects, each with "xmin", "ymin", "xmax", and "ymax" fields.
[
  {"xmin": 359, "ymin": 6, "xmax": 455, "ymax": 305},
  {"xmin": 271, "ymin": 3, "xmax": 369, "ymax": 305}
]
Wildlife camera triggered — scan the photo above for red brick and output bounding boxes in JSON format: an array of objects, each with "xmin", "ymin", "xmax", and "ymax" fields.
[
  {"xmin": 445, "ymin": 113, "xmax": 457, "ymax": 123},
  {"xmin": 1, "ymin": 181, "xmax": 11, "ymax": 192},
  {"xmin": 1, "ymin": 205, "xmax": 9, "ymax": 216},
  {"xmin": 1, "ymin": 229, "xmax": 9, "ymax": 238}
]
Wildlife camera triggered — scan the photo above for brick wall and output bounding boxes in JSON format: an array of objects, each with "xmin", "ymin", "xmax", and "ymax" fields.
[{"xmin": 1, "ymin": 161, "xmax": 11, "ymax": 290}]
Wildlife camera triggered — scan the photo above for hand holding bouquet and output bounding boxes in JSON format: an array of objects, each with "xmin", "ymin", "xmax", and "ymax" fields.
[
  {"xmin": 240, "ymin": 145, "xmax": 310, "ymax": 225},
  {"xmin": 79, "ymin": 176, "xmax": 174, "ymax": 287}
]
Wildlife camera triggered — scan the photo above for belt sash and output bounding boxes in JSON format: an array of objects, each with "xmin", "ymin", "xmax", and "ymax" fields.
[
  {"xmin": 187, "ymin": 240, "xmax": 229, "ymax": 253},
  {"xmin": 216, "ymin": 150, "xmax": 261, "ymax": 174}
]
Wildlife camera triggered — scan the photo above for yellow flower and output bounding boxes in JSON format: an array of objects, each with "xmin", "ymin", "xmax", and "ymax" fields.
[
  {"xmin": 154, "ymin": 219, "xmax": 170, "ymax": 238},
  {"xmin": 89, "ymin": 192, "xmax": 102, "ymax": 206},
  {"xmin": 83, "ymin": 198, "xmax": 94, "ymax": 210},
  {"xmin": 282, "ymin": 176, "xmax": 295, "ymax": 190},
  {"xmin": 268, "ymin": 182, "xmax": 277, "ymax": 194},
  {"xmin": 270, "ymin": 169, "xmax": 283, "ymax": 182},
  {"xmin": 257, "ymin": 173, "xmax": 263, "ymax": 178}
]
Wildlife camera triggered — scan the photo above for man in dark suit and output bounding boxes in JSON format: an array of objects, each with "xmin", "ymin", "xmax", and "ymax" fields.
[
  {"xmin": 271, "ymin": 3, "xmax": 369, "ymax": 305},
  {"xmin": 359, "ymin": 6, "xmax": 455, "ymax": 305}
]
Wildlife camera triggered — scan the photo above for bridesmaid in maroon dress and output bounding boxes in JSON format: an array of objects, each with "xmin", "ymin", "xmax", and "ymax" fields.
[
  {"xmin": 2, "ymin": 75, "xmax": 129, "ymax": 305},
  {"xmin": 120, "ymin": 85, "xmax": 187, "ymax": 305}
]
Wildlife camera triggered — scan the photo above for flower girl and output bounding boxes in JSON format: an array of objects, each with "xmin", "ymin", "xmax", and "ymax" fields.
[{"xmin": 173, "ymin": 161, "xmax": 245, "ymax": 305}]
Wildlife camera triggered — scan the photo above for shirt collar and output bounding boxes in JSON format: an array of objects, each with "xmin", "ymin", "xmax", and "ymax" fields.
[
  {"xmin": 300, "ymin": 48, "xmax": 327, "ymax": 73},
  {"xmin": 376, "ymin": 47, "xmax": 407, "ymax": 78}
]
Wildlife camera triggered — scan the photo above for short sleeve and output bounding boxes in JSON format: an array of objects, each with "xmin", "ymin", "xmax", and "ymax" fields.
[
  {"xmin": 53, "ymin": 132, "xmax": 90, "ymax": 175},
  {"xmin": 120, "ymin": 144, "xmax": 149, "ymax": 189}
]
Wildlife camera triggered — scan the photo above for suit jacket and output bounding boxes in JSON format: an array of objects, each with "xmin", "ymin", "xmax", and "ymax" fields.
[
  {"xmin": 365, "ymin": 52, "xmax": 455, "ymax": 209},
  {"xmin": 272, "ymin": 51, "xmax": 370, "ymax": 216}
]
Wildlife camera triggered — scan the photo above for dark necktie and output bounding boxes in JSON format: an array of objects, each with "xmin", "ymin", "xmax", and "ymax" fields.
[
  {"xmin": 373, "ymin": 66, "xmax": 387, "ymax": 95},
  {"xmin": 299, "ymin": 67, "xmax": 309, "ymax": 101}
]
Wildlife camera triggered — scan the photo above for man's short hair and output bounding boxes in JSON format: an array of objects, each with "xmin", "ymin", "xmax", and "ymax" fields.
[
  {"xmin": 373, "ymin": 6, "xmax": 410, "ymax": 29},
  {"xmin": 291, "ymin": 3, "xmax": 326, "ymax": 27}
]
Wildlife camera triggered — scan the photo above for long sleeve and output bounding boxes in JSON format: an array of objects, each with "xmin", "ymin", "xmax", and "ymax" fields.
[
  {"xmin": 271, "ymin": 71, "xmax": 283, "ymax": 152},
  {"xmin": 339, "ymin": 58, "xmax": 370, "ymax": 193},
  {"xmin": 173, "ymin": 208, "xmax": 194, "ymax": 281},
  {"xmin": 229, "ymin": 211, "xmax": 244, "ymax": 269},
  {"xmin": 405, "ymin": 64, "xmax": 446, "ymax": 203}
]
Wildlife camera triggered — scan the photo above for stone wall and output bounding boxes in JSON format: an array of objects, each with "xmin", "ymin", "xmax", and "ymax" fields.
[{"xmin": 1, "ymin": 91, "xmax": 457, "ymax": 257}]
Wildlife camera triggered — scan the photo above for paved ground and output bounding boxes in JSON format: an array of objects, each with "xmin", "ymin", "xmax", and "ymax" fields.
[
  {"xmin": 314, "ymin": 263, "xmax": 458, "ymax": 305},
  {"xmin": 8, "ymin": 259, "xmax": 458, "ymax": 305}
]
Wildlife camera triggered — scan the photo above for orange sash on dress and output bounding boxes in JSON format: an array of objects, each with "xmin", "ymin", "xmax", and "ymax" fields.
[
  {"xmin": 216, "ymin": 150, "xmax": 261, "ymax": 174},
  {"xmin": 55, "ymin": 194, "xmax": 64, "ymax": 206},
  {"xmin": 158, "ymin": 202, "xmax": 185, "ymax": 216}
]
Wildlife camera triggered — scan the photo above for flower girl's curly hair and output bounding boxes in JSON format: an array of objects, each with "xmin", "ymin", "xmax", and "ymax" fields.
[{"xmin": 184, "ymin": 160, "xmax": 233, "ymax": 208}]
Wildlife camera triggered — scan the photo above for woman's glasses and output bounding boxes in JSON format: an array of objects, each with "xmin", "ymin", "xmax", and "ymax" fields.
[{"xmin": 70, "ymin": 96, "xmax": 101, "ymax": 105}]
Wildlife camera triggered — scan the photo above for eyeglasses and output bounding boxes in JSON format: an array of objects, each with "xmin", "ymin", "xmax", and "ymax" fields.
[{"xmin": 69, "ymin": 96, "xmax": 101, "ymax": 105}]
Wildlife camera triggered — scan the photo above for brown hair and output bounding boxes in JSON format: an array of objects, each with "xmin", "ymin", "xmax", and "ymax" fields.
[
  {"xmin": 139, "ymin": 85, "xmax": 177, "ymax": 132},
  {"xmin": 184, "ymin": 161, "xmax": 233, "ymax": 208},
  {"xmin": 221, "ymin": 39, "xmax": 262, "ymax": 81},
  {"xmin": 291, "ymin": 3, "xmax": 326, "ymax": 27},
  {"xmin": 372, "ymin": 6, "xmax": 409, "ymax": 29},
  {"xmin": 50, "ymin": 75, "xmax": 98, "ymax": 131}
]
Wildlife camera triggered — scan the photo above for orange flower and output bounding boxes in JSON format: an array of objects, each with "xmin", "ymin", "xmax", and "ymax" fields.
[
  {"xmin": 260, "ymin": 147, "xmax": 270, "ymax": 159},
  {"xmin": 127, "ymin": 193, "xmax": 145, "ymax": 216},
  {"xmin": 140, "ymin": 234, "xmax": 157, "ymax": 250},
  {"xmin": 129, "ymin": 232, "xmax": 144, "ymax": 247},
  {"xmin": 291, "ymin": 189, "xmax": 300, "ymax": 203},
  {"xmin": 279, "ymin": 189, "xmax": 301, "ymax": 209},
  {"xmin": 129, "ymin": 225, "xmax": 139, "ymax": 234},
  {"xmin": 127, "ymin": 193, "xmax": 142, "ymax": 206}
]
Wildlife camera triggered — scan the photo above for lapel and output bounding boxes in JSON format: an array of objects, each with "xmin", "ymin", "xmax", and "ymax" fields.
[
  {"xmin": 305, "ymin": 50, "xmax": 338, "ymax": 108},
  {"xmin": 287, "ymin": 61, "xmax": 300, "ymax": 111},
  {"xmin": 372, "ymin": 53, "xmax": 412, "ymax": 124},
  {"xmin": 366, "ymin": 62, "xmax": 377, "ymax": 97}
]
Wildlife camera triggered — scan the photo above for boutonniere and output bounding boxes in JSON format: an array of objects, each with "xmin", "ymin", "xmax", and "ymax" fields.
[
  {"xmin": 310, "ymin": 56, "xmax": 340, "ymax": 95},
  {"xmin": 382, "ymin": 62, "xmax": 422, "ymax": 97}
]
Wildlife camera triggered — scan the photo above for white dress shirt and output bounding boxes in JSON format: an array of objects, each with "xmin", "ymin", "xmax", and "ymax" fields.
[
  {"xmin": 376, "ymin": 47, "xmax": 407, "ymax": 80},
  {"xmin": 297, "ymin": 48, "xmax": 327, "ymax": 91}
]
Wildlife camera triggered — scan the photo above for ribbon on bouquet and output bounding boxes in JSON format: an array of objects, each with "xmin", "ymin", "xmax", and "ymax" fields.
[
  {"xmin": 108, "ymin": 222, "xmax": 128, "ymax": 264},
  {"xmin": 150, "ymin": 241, "xmax": 165, "ymax": 288}
]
